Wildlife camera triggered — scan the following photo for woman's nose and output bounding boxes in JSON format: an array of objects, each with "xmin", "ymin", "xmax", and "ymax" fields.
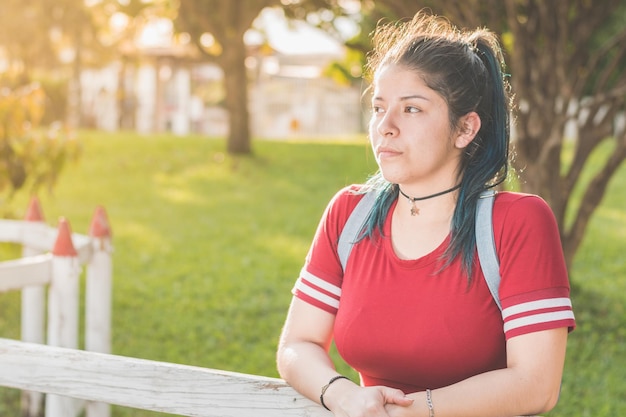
[{"xmin": 376, "ymin": 112, "xmax": 399, "ymax": 137}]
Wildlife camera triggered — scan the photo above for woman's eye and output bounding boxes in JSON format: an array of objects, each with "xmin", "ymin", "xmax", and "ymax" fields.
[
  {"xmin": 405, "ymin": 106, "xmax": 420, "ymax": 113},
  {"xmin": 372, "ymin": 106, "xmax": 384, "ymax": 114}
]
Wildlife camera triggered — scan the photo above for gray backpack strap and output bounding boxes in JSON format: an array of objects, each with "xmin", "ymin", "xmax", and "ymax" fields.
[
  {"xmin": 337, "ymin": 192, "xmax": 377, "ymax": 272},
  {"xmin": 338, "ymin": 189, "xmax": 502, "ymax": 312},
  {"xmin": 476, "ymin": 190, "xmax": 502, "ymax": 311}
]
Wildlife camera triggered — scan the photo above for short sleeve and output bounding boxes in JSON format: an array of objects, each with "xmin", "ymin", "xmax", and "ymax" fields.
[
  {"xmin": 494, "ymin": 193, "xmax": 576, "ymax": 339},
  {"xmin": 291, "ymin": 186, "xmax": 365, "ymax": 314}
]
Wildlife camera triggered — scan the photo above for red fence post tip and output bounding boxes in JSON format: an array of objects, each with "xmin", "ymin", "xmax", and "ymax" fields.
[
  {"xmin": 52, "ymin": 217, "xmax": 78, "ymax": 257},
  {"xmin": 89, "ymin": 206, "xmax": 112, "ymax": 238},
  {"xmin": 24, "ymin": 196, "xmax": 45, "ymax": 222}
]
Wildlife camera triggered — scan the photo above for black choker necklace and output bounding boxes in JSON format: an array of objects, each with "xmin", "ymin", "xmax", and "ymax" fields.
[{"xmin": 398, "ymin": 184, "xmax": 461, "ymax": 216}]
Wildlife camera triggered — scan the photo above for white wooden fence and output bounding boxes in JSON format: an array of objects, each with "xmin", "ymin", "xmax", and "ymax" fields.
[
  {"xmin": 0, "ymin": 199, "xmax": 329, "ymax": 417},
  {"xmin": 0, "ymin": 338, "xmax": 329, "ymax": 417},
  {"xmin": 0, "ymin": 198, "xmax": 112, "ymax": 417}
]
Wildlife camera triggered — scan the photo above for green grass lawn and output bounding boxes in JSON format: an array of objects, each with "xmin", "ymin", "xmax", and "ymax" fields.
[{"xmin": 1, "ymin": 131, "xmax": 624, "ymax": 416}]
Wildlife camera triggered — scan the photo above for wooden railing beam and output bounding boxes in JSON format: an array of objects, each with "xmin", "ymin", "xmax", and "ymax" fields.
[{"xmin": 0, "ymin": 338, "xmax": 329, "ymax": 417}]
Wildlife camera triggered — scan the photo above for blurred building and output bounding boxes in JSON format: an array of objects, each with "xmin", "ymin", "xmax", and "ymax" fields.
[{"xmin": 79, "ymin": 14, "xmax": 363, "ymax": 138}]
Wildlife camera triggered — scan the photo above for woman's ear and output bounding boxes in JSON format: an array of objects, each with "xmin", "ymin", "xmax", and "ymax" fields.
[{"xmin": 455, "ymin": 112, "xmax": 481, "ymax": 149}]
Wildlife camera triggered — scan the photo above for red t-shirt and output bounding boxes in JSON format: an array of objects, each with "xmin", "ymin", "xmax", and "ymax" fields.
[{"xmin": 293, "ymin": 186, "xmax": 575, "ymax": 394}]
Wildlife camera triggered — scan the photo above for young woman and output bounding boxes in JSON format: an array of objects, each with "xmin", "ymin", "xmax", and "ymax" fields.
[{"xmin": 277, "ymin": 11, "xmax": 575, "ymax": 417}]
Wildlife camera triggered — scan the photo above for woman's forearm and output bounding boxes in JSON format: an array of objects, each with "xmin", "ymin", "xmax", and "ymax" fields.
[
  {"xmin": 279, "ymin": 341, "xmax": 417, "ymax": 415},
  {"xmin": 277, "ymin": 340, "xmax": 344, "ymax": 405},
  {"xmin": 389, "ymin": 329, "xmax": 568, "ymax": 417},
  {"xmin": 277, "ymin": 298, "xmax": 344, "ymax": 405},
  {"xmin": 396, "ymin": 367, "xmax": 556, "ymax": 417}
]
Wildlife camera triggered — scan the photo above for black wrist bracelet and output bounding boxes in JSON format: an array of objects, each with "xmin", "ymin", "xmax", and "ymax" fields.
[{"xmin": 320, "ymin": 375, "xmax": 350, "ymax": 411}]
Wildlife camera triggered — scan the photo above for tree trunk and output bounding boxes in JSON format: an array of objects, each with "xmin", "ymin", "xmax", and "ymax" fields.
[
  {"xmin": 221, "ymin": 38, "xmax": 251, "ymax": 154},
  {"xmin": 66, "ymin": 25, "xmax": 83, "ymax": 129},
  {"xmin": 174, "ymin": 0, "xmax": 281, "ymax": 155},
  {"xmin": 501, "ymin": 0, "xmax": 626, "ymax": 271}
]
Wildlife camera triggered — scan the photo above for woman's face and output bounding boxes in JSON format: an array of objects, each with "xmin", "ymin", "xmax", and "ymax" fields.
[{"xmin": 369, "ymin": 64, "xmax": 466, "ymax": 192}]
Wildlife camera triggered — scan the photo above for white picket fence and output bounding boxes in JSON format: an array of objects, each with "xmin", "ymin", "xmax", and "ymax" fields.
[
  {"xmin": 0, "ymin": 199, "xmax": 329, "ymax": 417},
  {"xmin": 0, "ymin": 198, "xmax": 112, "ymax": 417}
]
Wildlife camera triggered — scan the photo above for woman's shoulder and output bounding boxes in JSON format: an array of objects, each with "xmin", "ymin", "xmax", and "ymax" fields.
[
  {"xmin": 328, "ymin": 184, "xmax": 370, "ymax": 212},
  {"xmin": 317, "ymin": 184, "xmax": 370, "ymax": 233},
  {"xmin": 493, "ymin": 191, "xmax": 559, "ymax": 234},
  {"xmin": 494, "ymin": 191, "xmax": 552, "ymax": 214}
]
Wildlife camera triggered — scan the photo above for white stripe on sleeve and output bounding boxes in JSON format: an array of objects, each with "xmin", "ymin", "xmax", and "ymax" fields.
[
  {"xmin": 293, "ymin": 277, "xmax": 340, "ymax": 309},
  {"xmin": 299, "ymin": 268, "xmax": 342, "ymax": 297},
  {"xmin": 502, "ymin": 297, "xmax": 572, "ymax": 320},
  {"xmin": 504, "ymin": 310, "xmax": 575, "ymax": 334}
]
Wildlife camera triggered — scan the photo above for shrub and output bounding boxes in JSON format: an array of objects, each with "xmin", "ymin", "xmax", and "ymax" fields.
[{"xmin": 0, "ymin": 83, "xmax": 80, "ymax": 216}]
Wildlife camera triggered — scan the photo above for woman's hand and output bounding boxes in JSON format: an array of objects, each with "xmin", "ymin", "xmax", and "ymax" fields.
[
  {"xmin": 385, "ymin": 398, "xmax": 419, "ymax": 417},
  {"xmin": 277, "ymin": 298, "xmax": 412, "ymax": 416},
  {"xmin": 326, "ymin": 380, "xmax": 414, "ymax": 417}
]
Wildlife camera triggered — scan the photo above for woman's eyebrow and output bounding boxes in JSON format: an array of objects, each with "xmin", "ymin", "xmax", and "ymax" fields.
[
  {"xmin": 372, "ymin": 94, "xmax": 431, "ymax": 102},
  {"xmin": 400, "ymin": 94, "xmax": 430, "ymax": 101}
]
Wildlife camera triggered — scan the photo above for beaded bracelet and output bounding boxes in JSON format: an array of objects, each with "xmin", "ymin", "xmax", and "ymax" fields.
[
  {"xmin": 426, "ymin": 389, "xmax": 435, "ymax": 417},
  {"xmin": 320, "ymin": 375, "xmax": 350, "ymax": 411}
]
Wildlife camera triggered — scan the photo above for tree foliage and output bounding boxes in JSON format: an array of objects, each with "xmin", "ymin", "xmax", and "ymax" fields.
[
  {"xmin": 0, "ymin": 0, "xmax": 115, "ymax": 126},
  {"xmin": 0, "ymin": 0, "xmax": 59, "ymax": 79},
  {"xmin": 0, "ymin": 85, "xmax": 80, "ymax": 216},
  {"xmin": 0, "ymin": 0, "xmax": 97, "ymax": 213}
]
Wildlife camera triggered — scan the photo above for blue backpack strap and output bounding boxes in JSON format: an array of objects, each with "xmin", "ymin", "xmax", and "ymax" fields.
[
  {"xmin": 475, "ymin": 190, "xmax": 502, "ymax": 311},
  {"xmin": 337, "ymin": 192, "xmax": 377, "ymax": 272}
]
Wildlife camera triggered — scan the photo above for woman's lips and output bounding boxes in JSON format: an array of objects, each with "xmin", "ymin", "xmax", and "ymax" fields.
[{"xmin": 376, "ymin": 146, "xmax": 402, "ymax": 159}]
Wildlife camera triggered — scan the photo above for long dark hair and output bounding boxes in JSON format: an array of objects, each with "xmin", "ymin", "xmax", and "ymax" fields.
[{"xmin": 359, "ymin": 11, "xmax": 512, "ymax": 279}]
